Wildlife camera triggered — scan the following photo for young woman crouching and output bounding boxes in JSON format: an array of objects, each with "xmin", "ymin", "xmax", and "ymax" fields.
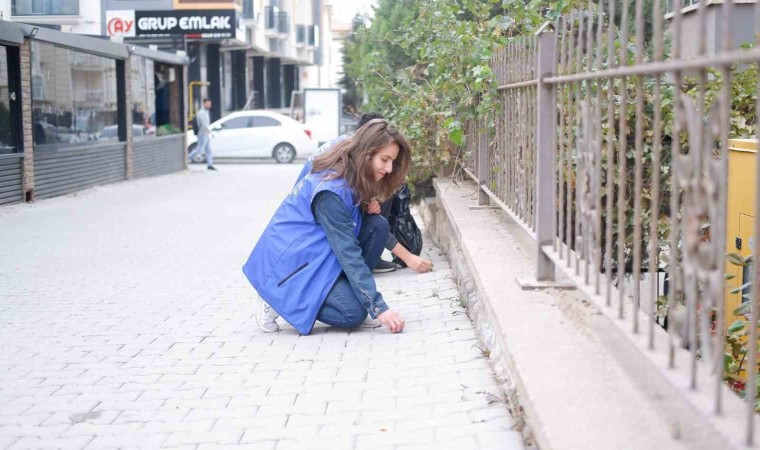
[{"xmin": 242, "ymin": 119, "xmax": 411, "ymax": 335}]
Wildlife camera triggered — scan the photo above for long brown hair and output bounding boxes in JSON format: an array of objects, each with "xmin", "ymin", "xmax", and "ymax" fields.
[{"xmin": 311, "ymin": 119, "xmax": 411, "ymax": 207}]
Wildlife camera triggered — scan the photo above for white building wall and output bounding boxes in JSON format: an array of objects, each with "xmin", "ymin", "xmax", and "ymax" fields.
[{"xmin": 3, "ymin": 0, "xmax": 103, "ymax": 35}]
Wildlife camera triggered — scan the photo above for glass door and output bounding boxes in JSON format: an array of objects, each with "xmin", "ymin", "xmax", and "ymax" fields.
[{"xmin": 0, "ymin": 45, "xmax": 21, "ymax": 155}]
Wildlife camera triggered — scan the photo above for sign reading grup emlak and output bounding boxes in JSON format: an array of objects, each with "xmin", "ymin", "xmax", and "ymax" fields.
[
  {"xmin": 136, "ymin": 10, "xmax": 235, "ymax": 38},
  {"xmin": 106, "ymin": 10, "xmax": 236, "ymax": 39}
]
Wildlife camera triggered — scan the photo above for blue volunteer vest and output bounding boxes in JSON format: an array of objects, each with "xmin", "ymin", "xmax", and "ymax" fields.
[{"xmin": 242, "ymin": 171, "xmax": 362, "ymax": 335}]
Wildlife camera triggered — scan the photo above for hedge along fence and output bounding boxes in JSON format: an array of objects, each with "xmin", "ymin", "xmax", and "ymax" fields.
[{"xmin": 459, "ymin": 0, "xmax": 760, "ymax": 448}]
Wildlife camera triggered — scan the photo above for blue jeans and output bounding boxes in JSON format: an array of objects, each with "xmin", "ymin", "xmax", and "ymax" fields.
[
  {"xmin": 316, "ymin": 214, "xmax": 388, "ymax": 329},
  {"xmin": 189, "ymin": 134, "xmax": 213, "ymax": 167}
]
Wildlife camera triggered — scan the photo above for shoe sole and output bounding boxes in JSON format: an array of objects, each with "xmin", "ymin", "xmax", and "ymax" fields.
[
  {"xmin": 258, "ymin": 322, "xmax": 280, "ymax": 332},
  {"xmin": 372, "ymin": 267, "xmax": 397, "ymax": 274}
]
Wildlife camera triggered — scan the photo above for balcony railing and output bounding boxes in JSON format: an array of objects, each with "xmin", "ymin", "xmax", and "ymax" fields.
[{"xmin": 12, "ymin": 0, "xmax": 79, "ymax": 16}]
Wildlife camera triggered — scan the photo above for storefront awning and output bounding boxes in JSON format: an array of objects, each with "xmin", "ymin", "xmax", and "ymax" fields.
[
  {"xmin": 129, "ymin": 45, "xmax": 189, "ymax": 66},
  {"xmin": 18, "ymin": 24, "xmax": 129, "ymax": 60},
  {"xmin": 0, "ymin": 21, "xmax": 24, "ymax": 45}
]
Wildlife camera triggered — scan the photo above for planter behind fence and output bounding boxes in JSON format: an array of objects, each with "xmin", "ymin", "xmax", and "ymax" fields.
[{"xmin": 462, "ymin": 0, "xmax": 760, "ymax": 447}]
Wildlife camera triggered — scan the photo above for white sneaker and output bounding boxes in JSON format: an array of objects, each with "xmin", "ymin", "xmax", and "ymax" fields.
[{"xmin": 254, "ymin": 292, "xmax": 280, "ymax": 332}]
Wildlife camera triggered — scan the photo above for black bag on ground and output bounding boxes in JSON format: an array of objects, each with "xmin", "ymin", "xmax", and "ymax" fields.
[{"xmin": 388, "ymin": 184, "xmax": 423, "ymax": 267}]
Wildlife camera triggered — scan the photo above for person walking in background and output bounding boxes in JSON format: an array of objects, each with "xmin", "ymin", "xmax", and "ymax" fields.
[
  {"xmin": 188, "ymin": 98, "xmax": 217, "ymax": 171},
  {"xmin": 243, "ymin": 119, "xmax": 410, "ymax": 334}
]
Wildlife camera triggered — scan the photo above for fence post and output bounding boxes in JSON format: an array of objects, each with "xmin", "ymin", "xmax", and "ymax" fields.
[
  {"xmin": 535, "ymin": 24, "xmax": 558, "ymax": 281},
  {"xmin": 476, "ymin": 114, "xmax": 489, "ymax": 206}
]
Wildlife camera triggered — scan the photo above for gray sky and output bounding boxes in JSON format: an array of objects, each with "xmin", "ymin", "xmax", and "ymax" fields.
[{"xmin": 327, "ymin": 0, "xmax": 377, "ymax": 23}]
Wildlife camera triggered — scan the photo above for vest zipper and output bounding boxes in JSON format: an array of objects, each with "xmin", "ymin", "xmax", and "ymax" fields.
[{"xmin": 277, "ymin": 262, "xmax": 310, "ymax": 287}]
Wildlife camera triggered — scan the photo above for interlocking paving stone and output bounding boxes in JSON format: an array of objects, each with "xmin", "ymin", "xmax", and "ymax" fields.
[{"xmin": 0, "ymin": 165, "xmax": 520, "ymax": 449}]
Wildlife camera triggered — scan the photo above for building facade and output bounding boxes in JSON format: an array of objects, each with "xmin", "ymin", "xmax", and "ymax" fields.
[
  {"xmin": 0, "ymin": 0, "xmax": 331, "ymax": 123},
  {"xmin": 0, "ymin": 19, "xmax": 189, "ymax": 206}
]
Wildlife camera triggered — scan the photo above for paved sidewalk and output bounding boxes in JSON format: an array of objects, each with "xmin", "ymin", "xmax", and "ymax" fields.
[{"xmin": 0, "ymin": 165, "xmax": 521, "ymax": 450}]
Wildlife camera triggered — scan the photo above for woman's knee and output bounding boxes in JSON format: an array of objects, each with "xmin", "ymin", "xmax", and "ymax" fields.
[
  {"xmin": 343, "ymin": 302, "xmax": 368, "ymax": 328},
  {"xmin": 362, "ymin": 214, "xmax": 389, "ymax": 238}
]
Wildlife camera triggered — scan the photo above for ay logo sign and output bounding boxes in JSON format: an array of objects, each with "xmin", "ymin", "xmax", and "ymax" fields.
[{"xmin": 106, "ymin": 11, "xmax": 136, "ymax": 38}]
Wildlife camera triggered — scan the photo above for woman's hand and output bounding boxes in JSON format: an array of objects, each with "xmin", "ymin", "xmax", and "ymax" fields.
[
  {"xmin": 366, "ymin": 199, "xmax": 381, "ymax": 215},
  {"xmin": 377, "ymin": 309, "xmax": 405, "ymax": 333},
  {"xmin": 403, "ymin": 254, "xmax": 433, "ymax": 273}
]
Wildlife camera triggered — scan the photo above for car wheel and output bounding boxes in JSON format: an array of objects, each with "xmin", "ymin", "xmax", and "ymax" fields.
[
  {"xmin": 273, "ymin": 143, "xmax": 296, "ymax": 164},
  {"xmin": 187, "ymin": 143, "xmax": 205, "ymax": 164}
]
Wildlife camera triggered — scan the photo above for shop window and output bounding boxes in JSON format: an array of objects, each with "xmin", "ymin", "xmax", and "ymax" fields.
[
  {"xmin": 30, "ymin": 41, "xmax": 119, "ymax": 150},
  {"xmin": 130, "ymin": 56, "xmax": 156, "ymax": 139},
  {"xmin": 243, "ymin": 0, "xmax": 254, "ymax": 19},
  {"xmin": 0, "ymin": 46, "xmax": 20, "ymax": 154},
  {"xmin": 12, "ymin": 0, "xmax": 78, "ymax": 15}
]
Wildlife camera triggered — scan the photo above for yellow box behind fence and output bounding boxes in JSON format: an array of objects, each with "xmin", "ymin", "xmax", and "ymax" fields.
[{"xmin": 725, "ymin": 138, "xmax": 760, "ymax": 328}]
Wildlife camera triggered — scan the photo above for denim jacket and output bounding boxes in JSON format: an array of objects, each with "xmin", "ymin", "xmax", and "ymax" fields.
[{"xmin": 313, "ymin": 191, "xmax": 389, "ymax": 317}]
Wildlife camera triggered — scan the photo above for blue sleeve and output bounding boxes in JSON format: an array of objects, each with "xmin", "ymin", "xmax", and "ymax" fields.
[{"xmin": 312, "ymin": 191, "xmax": 389, "ymax": 318}]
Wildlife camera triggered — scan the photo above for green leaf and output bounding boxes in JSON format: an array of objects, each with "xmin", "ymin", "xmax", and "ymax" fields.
[
  {"xmin": 725, "ymin": 274, "xmax": 737, "ymax": 280},
  {"xmin": 449, "ymin": 128, "xmax": 464, "ymax": 146},
  {"xmin": 731, "ymin": 282, "xmax": 753, "ymax": 294},
  {"xmin": 734, "ymin": 302, "xmax": 752, "ymax": 317},
  {"xmin": 728, "ymin": 320, "xmax": 747, "ymax": 333},
  {"xmin": 725, "ymin": 353, "xmax": 734, "ymax": 372},
  {"xmin": 728, "ymin": 253, "xmax": 748, "ymax": 267}
]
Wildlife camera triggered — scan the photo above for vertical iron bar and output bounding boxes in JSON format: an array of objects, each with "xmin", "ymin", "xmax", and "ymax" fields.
[
  {"xmin": 617, "ymin": 0, "xmax": 631, "ymax": 320},
  {"xmin": 593, "ymin": 1, "xmax": 604, "ymax": 296},
  {"xmin": 583, "ymin": 0, "xmax": 595, "ymax": 286},
  {"xmin": 574, "ymin": 11, "xmax": 585, "ymax": 277},
  {"xmin": 713, "ymin": 0, "xmax": 733, "ymax": 416},
  {"xmin": 689, "ymin": 0, "xmax": 708, "ymax": 391},
  {"xmin": 514, "ymin": 38, "xmax": 529, "ymax": 222},
  {"xmin": 536, "ymin": 27, "xmax": 558, "ymax": 282},
  {"xmin": 501, "ymin": 48, "xmax": 507, "ymax": 204},
  {"xmin": 649, "ymin": 0, "xmax": 664, "ymax": 351},
  {"xmin": 566, "ymin": 13, "xmax": 576, "ymax": 269},
  {"xmin": 747, "ymin": 0, "xmax": 760, "ymax": 444},
  {"xmin": 632, "ymin": 0, "xmax": 645, "ymax": 334},
  {"xmin": 558, "ymin": 18, "xmax": 568, "ymax": 259},
  {"xmin": 477, "ymin": 101, "xmax": 489, "ymax": 206},
  {"xmin": 507, "ymin": 43, "xmax": 514, "ymax": 210},
  {"xmin": 525, "ymin": 34, "xmax": 536, "ymax": 229},
  {"xmin": 668, "ymin": 0, "xmax": 683, "ymax": 370},
  {"xmin": 604, "ymin": 0, "xmax": 617, "ymax": 307}
]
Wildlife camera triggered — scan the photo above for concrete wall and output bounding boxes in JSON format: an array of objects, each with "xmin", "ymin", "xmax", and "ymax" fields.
[
  {"xmin": 668, "ymin": 3, "xmax": 757, "ymax": 59},
  {"xmin": 426, "ymin": 177, "xmax": 747, "ymax": 450}
]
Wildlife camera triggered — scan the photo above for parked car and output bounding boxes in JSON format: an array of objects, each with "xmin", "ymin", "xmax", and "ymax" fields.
[
  {"xmin": 99, "ymin": 125, "xmax": 147, "ymax": 140},
  {"xmin": 186, "ymin": 110, "xmax": 317, "ymax": 164}
]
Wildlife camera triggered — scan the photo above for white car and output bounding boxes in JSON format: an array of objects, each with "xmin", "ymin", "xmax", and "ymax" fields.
[{"xmin": 187, "ymin": 110, "xmax": 317, "ymax": 164}]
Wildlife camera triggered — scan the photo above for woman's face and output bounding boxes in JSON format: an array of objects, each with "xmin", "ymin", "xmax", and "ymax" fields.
[{"xmin": 370, "ymin": 142, "xmax": 400, "ymax": 182}]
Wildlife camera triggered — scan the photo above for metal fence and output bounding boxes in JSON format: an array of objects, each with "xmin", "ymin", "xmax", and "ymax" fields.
[{"xmin": 463, "ymin": 0, "xmax": 760, "ymax": 446}]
